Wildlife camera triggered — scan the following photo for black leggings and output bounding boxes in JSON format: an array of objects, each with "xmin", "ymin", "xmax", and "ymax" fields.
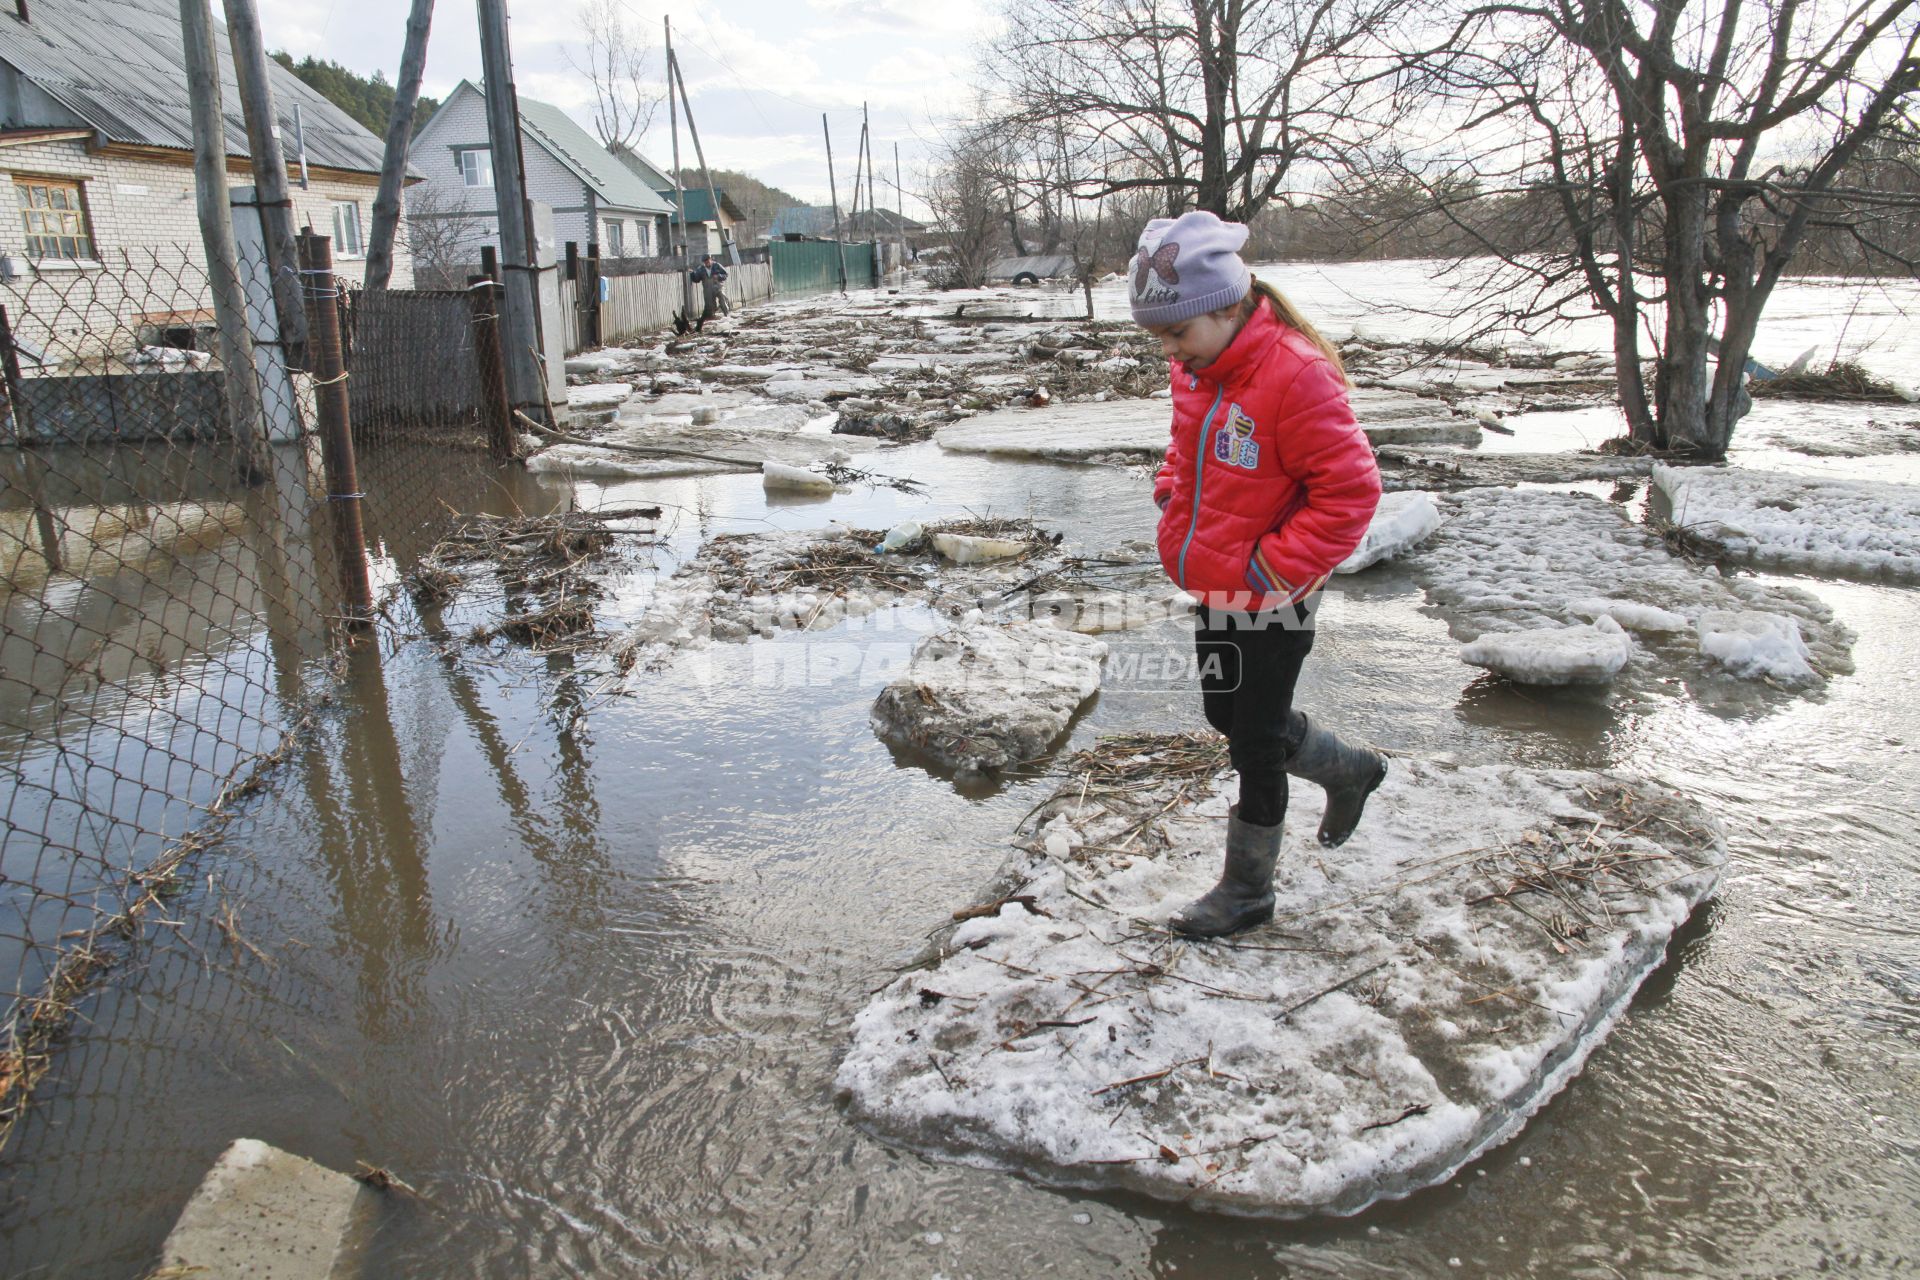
[{"xmin": 1194, "ymin": 603, "xmax": 1315, "ymax": 827}]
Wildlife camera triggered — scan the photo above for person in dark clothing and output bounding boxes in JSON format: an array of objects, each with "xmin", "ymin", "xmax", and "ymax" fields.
[{"xmin": 692, "ymin": 254, "xmax": 730, "ymax": 326}]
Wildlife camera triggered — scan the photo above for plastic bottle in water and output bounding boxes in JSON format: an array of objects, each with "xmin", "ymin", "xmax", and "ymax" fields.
[{"xmin": 876, "ymin": 520, "xmax": 924, "ymax": 553}]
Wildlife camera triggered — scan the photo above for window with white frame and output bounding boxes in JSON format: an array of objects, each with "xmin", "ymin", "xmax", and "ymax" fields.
[
  {"xmin": 459, "ymin": 148, "xmax": 493, "ymax": 188},
  {"xmin": 332, "ymin": 201, "xmax": 364, "ymax": 257},
  {"xmin": 635, "ymin": 220, "xmax": 651, "ymax": 257},
  {"xmin": 603, "ymin": 218, "xmax": 624, "ymax": 255},
  {"xmin": 16, "ymin": 176, "xmax": 95, "ymax": 260}
]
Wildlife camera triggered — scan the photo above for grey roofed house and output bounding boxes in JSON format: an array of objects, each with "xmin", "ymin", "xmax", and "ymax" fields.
[
  {"xmin": 0, "ymin": 0, "xmax": 390, "ymax": 177},
  {"xmin": 411, "ymin": 81, "xmax": 674, "ymax": 263},
  {"xmin": 0, "ymin": 0, "xmax": 412, "ymax": 306}
]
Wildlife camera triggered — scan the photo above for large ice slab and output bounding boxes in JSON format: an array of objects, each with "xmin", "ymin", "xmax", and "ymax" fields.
[
  {"xmin": 937, "ymin": 399, "xmax": 1171, "ymax": 461},
  {"xmin": 870, "ymin": 621, "xmax": 1108, "ymax": 772},
  {"xmin": 1403, "ymin": 488, "xmax": 1853, "ymax": 686},
  {"xmin": 837, "ymin": 740, "xmax": 1725, "ymax": 1216},
  {"xmin": 1652, "ymin": 463, "xmax": 1920, "ymax": 581}
]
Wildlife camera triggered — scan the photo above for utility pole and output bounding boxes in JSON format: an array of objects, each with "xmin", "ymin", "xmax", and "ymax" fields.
[
  {"xmin": 365, "ymin": 0, "xmax": 435, "ymax": 290},
  {"xmin": 178, "ymin": 0, "xmax": 269, "ymax": 482},
  {"xmin": 823, "ymin": 114, "xmax": 846, "ymax": 293},
  {"xmin": 895, "ymin": 141, "xmax": 906, "ymax": 268},
  {"xmin": 475, "ymin": 0, "xmax": 546, "ymax": 423},
  {"xmin": 863, "ymin": 102, "xmax": 877, "ymax": 264},
  {"xmin": 665, "ymin": 16, "xmax": 691, "ymax": 328},
  {"xmin": 668, "ymin": 48, "xmax": 730, "ymax": 268},
  {"xmin": 221, "ymin": 0, "xmax": 307, "ymax": 349}
]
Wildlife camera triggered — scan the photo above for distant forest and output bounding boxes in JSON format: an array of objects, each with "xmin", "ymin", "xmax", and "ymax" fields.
[
  {"xmin": 675, "ymin": 168, "xmax": 806, "ymax": 245},
  {"xmin": 271, "ymin": 53, "xmax": 441, "ymax": 138}
]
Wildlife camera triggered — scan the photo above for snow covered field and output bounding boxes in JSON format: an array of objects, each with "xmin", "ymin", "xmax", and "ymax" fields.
[{"xmin": 838, "ymin": 736, "xmax": 1725, "ymax": 1216}]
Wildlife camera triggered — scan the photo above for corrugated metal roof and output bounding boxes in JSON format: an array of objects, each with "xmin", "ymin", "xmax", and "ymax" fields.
[
  {"xmin": 0, "ymin": 0, "xmax": 389, "ymax": 175},
  {"xmin": 514, "ymin": 94, "xmax": 674, "ymax": 216}
]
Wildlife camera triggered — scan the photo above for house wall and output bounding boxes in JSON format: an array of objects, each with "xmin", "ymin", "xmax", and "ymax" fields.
[
  {"xmin": 0, "ymin": 136, "xmax": 407, "ymax": 358},
  {"xmin": 412, "ymin": 87, "xmax": 658, "ymax": 267}
]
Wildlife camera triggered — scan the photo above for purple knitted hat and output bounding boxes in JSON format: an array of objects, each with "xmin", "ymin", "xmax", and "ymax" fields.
[{"xmin": 1128, "ymin": 210, "xmax": 1251, "ymax": 326}]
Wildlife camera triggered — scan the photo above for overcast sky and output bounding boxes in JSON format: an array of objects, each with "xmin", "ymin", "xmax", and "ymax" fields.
[{"xmin": 255, "ymin": 0, "xmax": 1000, "ymax": 217}]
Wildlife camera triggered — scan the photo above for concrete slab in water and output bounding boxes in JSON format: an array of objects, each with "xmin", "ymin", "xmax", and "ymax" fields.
[{"xmin": 159, "ymin": 1138, "xmax": 368, "ymax": 1279}]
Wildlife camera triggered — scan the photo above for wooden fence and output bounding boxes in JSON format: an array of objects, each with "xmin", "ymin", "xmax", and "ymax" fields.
[{"xmin": 557, "ymin": 263, "xmax": 774, "ymax": 353}]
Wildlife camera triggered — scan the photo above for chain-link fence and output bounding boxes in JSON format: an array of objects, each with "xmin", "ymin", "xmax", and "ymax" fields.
[{"xmin": 0, "ymin": 243, "xmax": 509, "ymax": 1155}]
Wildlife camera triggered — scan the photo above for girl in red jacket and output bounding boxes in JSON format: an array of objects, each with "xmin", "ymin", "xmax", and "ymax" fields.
[{"xmin": 1133, "ymin": 210, "xmax": 1388, "ymax": 938}]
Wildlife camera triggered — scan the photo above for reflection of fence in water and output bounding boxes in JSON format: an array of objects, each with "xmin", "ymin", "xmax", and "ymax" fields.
[{"xmin": 0, "ymin": 246, "xmax": 489, "ymax": 1154}]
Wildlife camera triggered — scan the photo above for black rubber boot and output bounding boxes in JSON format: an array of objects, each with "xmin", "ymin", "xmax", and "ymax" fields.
[
  {"xmin": 1169, "ymin": 807, "xmax": 1282, "ymax": 938},
  {"xmin": 1286, "ymin": 713, "xmax": 1387, "ymax": 848}
]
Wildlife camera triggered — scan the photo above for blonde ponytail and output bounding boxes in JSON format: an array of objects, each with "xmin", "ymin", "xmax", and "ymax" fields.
[{"xmin": 1248, "ymin": 278, "xmax": 1347, "ymax": 385}]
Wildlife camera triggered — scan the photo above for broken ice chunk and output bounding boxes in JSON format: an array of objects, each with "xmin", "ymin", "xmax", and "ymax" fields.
[
  {"xmin": 1459, "ymin": 616, "xmax": 1633, "ymax": 685},
  {"xmin": 1336, "ymin": 491, "xmax": 1444, "ymax": 573},
  {"xmin": 1694, "ymin": 609, "xmax": 1814, "ymax": 683}
]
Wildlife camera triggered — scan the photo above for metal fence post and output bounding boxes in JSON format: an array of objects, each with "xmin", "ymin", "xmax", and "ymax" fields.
[
  {"xmin": 296, "ymin": 231, "xmax": 373, "ymax": 628},
  {"xmin": 469, "ymin": 274, "xmax": 517, "ymax": 464}
]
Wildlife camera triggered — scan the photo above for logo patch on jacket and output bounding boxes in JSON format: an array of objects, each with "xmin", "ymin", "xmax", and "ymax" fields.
[{"xmin": 1212, "ymin": 403, "xmax": 1259, "ymax": 469}]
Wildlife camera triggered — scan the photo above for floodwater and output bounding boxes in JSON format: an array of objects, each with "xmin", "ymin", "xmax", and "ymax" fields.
[{"xmin": 2, "ymin": 270, "xmax": 1918, "ymax": 1278}]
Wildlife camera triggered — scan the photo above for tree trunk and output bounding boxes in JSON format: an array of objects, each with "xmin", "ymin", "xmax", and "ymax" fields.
[
  {"xmin": 1192, "ymin": 0, "xmax": 1231, "ymax": 215},
  {"xmin": 1656, "ymin": 190, "xmax": 1714, "ymax": 454}
]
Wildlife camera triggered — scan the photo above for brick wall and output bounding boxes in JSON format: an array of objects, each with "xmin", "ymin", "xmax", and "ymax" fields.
[{"xmin": 0, "ymin": 137, "xmax": 411, "ymax": 360}]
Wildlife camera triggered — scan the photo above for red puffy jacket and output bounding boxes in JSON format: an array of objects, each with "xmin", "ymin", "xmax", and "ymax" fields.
[{"xmin": 1153, "ymin": 297, "xmax": 1381, "ymax": 610}]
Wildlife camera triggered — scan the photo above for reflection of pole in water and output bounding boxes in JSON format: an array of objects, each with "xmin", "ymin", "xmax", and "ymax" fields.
[
  {"xmin": 1, "ymin": 447, "xmax": 64, "ymax": 575},
  {"xmin": 302, "ymin": 634, "xmax": 436, "ymax": 1036}
]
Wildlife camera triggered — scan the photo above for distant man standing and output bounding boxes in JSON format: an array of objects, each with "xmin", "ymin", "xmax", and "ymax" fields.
[{"xmin": 696, "ymin": 253, "xmax": 731, "ymax": 322}]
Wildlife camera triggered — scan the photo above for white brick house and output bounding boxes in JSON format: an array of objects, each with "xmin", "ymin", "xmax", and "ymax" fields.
[
  {"xmin": 0, "ymin": 0, "xmax": 411, "ymax": 354},
  {"xmin": 411, "ymin": 81, "xmax": 675, "ymax": 265}
]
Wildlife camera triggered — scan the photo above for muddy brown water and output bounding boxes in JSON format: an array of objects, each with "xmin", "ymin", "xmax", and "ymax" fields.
[{"xmin": 4, "ymin": 352, "xmax": 1919, "ymax": 1275}]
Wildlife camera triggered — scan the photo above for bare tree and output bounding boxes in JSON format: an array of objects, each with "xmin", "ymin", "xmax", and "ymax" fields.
[
  {"xmin": 1405, "ymin": 0, "xmax": 1920, "ymax": 457},
  {"xmin": 926, "ymin": 122, "xmax": 1011, "ymax": 288},
  {"xmin": 565, "ymin": 0, "xmax": 664, "ymax": 152},
  {"xmin": 989, "ymin": 0, "xmax": 1409, "ymax": 222},
  {"xmin": 395, "ymin": 185, "xmax": 478, "ymax": 289}
]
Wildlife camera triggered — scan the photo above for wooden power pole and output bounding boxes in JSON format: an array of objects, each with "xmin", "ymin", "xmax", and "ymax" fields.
[
  {"xmin": 665, "ymin": 16, "xmax": 692, "ymax": 327},
  {"xmin": 222, "ymin": 0, "xmax": 307, "ymax": 348},
  {"xmin": 475, "ymin": 0, "xmax": 546, "ymax": 423},
  {"xmin": 365, "ymin": 0, "xmax": 436, "ymax": 290},
  {"xmin": 178, "ymin": 0, "xmax": 269, "ymax": 481}
]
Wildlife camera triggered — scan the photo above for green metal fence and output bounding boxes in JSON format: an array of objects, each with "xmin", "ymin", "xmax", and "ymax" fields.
[{"xmin": 769, "ymin": 239, "xmax": 877, "ymax": 296}]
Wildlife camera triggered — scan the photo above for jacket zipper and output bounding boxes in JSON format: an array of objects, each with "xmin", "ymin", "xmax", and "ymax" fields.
[{"xmin": 1176, "ymin": 383, "xmax": 1226, "ymax": 590}]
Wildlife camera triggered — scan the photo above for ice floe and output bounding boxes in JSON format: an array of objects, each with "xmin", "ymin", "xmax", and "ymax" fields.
[
  {"xmin": 1652, "ymin": 464, "xmax": 1920, "ymax": 581},
  {"xmin": 1460, "ymin": 617, "xmax": 1633, "ymax": 686},
  {"xmin": 870, "ymin": 621, "xmax": 1109, "ymax": 772},
  {"xmin": 837, "ymin": 736, "xmax": 1725, "ymax": 1216},
  {"xmin": 1402, "ymin": 488, "xmax": 1853, "ymax": 686},
  {"xmin": 565, "ymin": 383, "xmax": 634, "ymax": 412},
  {"xmin": 937, "ymin": 400, "xmax": 1171, "ymax": 462},
  {"xmin": 1336, "ymin": 492, "xmax": 1444, "ymax": 573},
  {"xmin": 1694, "ymin": 609, "xmax": 1816, "ymax": 684}
]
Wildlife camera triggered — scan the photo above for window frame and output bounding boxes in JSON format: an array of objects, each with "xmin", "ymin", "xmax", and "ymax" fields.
[
  {"xmin": 15, "ymin": 174, "xmax": 97, "ymax": 263},
  {"xmin": 331, "ymin": 200, "xmax": 364, "ymax": 259},
  {"xmin": 457, "ymin": 148, "xmax": 493, "ymax": 189},
  {"xmin": 603, "ymin": 218, "xmax": 624, "ymax": 256}
]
